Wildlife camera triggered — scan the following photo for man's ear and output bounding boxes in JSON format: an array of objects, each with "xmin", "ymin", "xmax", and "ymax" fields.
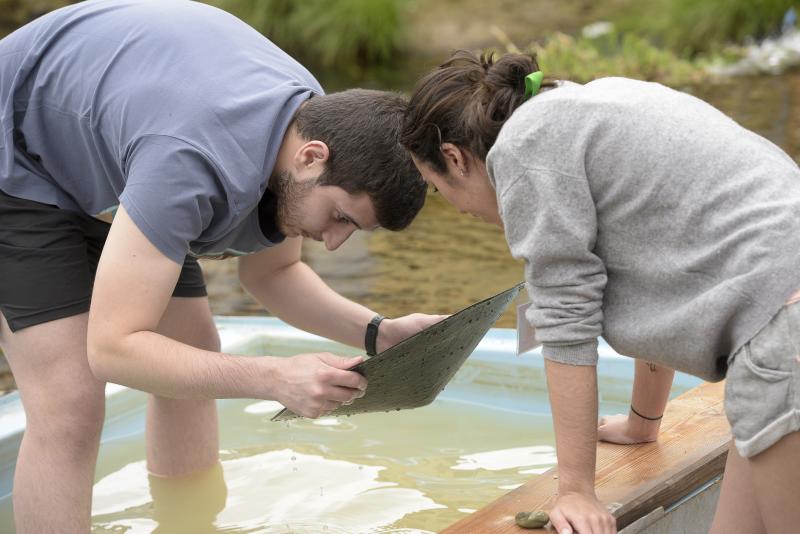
[{"xmin": 294, "ymin": 140, "xmax": 330, "ymax": 170}]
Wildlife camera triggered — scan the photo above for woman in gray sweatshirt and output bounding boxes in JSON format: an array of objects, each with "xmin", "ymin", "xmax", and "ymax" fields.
[{"xmin": 401, "ymin": 50, "xmax": 800, "ymax": 534}]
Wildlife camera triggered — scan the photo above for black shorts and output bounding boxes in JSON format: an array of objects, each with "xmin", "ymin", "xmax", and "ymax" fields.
[{"xmin": 0, "ymin": 190, "xmax": 207, "ymax": 332}]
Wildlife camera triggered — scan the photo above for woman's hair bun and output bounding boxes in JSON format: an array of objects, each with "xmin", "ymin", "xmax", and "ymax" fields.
[
  {"xmin": 401, "ymin": 49, "xmax": 544, "ymax": 172},
  {"xmin": 482, "ymin": 52, "xmax": 537, "ymax": 97}
]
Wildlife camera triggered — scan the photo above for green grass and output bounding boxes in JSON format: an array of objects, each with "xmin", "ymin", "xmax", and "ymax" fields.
[
  {"xmin": 494, "ymin": 27, "xmax": 709, "ymax": 88},
  {"xmin": 489, "ymin": 0, "xmax": 800, "ymax": 88},
  {"xmin": 615, "ymin": 0, "xmax": 799, "ymax": 56},
  {"xmin": 0, "ymin": 0, "xmax": 73, "ymax": 38},
  {"xmin": 208, "ymin": 0, "xmax": 408, "ymax": 73}
]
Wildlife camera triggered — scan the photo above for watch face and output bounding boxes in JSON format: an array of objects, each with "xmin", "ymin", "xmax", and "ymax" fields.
[{"xmin": 272, "ymin": 283, "xmax": 524, "ymax": 421}]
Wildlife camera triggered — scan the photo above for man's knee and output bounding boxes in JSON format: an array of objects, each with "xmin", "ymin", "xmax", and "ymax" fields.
[
  {"xmin": 148, "ymin": 395, "xmax": 217, "ymax": 418},
  {"xmin": 195, "ymin": 327, "xmax": 221, "ymax": 353},
  {"xmin": 175, "ymin": 325, "xmax": 220, "ymax": 353},
  {"xmin": 157, "ymin": 297, "xmax": 220, "ymax": 352},
  {"xmin": 25, "ymin": 386, "xmax": 105, "ymax": 453}
]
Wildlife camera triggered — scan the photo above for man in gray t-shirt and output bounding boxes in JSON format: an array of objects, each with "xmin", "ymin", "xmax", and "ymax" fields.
[{"xmin": 0, "ymin": 2, "xmax": 440, "ymax": 531}]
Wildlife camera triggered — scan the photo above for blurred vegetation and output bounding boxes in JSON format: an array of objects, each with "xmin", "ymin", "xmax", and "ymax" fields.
[
  {"xmin": 206, "ymin": 0, "xmax": 408, "ymax": 75},
  {"xmin": 495, "ymin": 28, "xmax": 708, "ymax": 87},
  {"xmin": 1, "ymin": 0, "xmax": 797, "ymax": 85},
  {"xmin": 489, "ymin": 0, "xmax": 799, "ymax": 87},
  {"xmin": 0, "ymin": 0, "xmax": 72, "ymax": 37},
  {"xmin": 1, "ymin": 0, "xmax": 409, "ymax": 75},
  {"xmin": 616, "ymin": 0, "xmax": 799, "ymax": 56}
]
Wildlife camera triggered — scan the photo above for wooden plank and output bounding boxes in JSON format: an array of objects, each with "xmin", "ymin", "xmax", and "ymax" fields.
[{"xmin": 441, "ymin": 381, "xmax": 730, "ymax": 533}]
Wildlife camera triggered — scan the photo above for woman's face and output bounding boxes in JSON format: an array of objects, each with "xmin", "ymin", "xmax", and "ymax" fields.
[{"xmin": 411, "ymin": 146, "xmax": 503, "ymax": 227}]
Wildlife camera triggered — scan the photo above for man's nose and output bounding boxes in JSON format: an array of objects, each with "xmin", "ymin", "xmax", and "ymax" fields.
[{"xmin": 323, "ymin": 225, "xmax": 356, "ymax": 251}]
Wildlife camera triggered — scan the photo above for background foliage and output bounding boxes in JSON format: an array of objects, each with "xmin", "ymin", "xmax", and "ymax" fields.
[
  {"xmin": 617, "ymin": 0, "xmax": 799, "ymax": 56},
  {"xmin": 1, "ymin": 0, "xmax": 797, "ymax": 84},
  {"xmin": 207, "ymin": 0, "xmax": 407, "ymax": 74},
  {"xmin": 0, "ymin": 0, "xmax": 71, "ymax": 37}
]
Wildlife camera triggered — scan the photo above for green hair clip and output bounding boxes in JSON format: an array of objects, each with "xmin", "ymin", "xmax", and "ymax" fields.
[{"xmin": 524, "ymin": 71, "xmax": 544, "ymax": 99}]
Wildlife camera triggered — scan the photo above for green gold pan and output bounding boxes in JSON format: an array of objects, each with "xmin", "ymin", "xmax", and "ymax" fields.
[{"xmin": 272, "ymin": 283, "xmax": 525, "ymax": 422}]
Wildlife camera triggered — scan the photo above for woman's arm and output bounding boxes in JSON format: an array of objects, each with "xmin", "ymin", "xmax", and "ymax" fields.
[
  {"xmin": 598, "ymin": 359, "xmax": 675, "ymax": 444},
  {"xmin": 488, "ymin": 136, "xmax": 615, "ymax": 532},
  {"xmin": 545, "ymin": 359, "xmax": 616, "ymax": 534}
]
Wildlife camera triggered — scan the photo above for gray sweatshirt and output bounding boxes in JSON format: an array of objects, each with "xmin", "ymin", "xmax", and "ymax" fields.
[{"xmin": 486, "ymin": 77, "xmax": 800, "ymax": 381}]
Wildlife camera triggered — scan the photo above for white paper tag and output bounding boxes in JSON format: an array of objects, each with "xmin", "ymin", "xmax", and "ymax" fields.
[{"xmin": 516, "ymin": 301, "xmax": 541, "ymax": 355}]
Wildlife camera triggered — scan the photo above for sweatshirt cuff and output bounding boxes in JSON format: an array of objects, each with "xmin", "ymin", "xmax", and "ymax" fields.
[{"xmin": 542, "ymin": 340, "xmax": 599, "ymax": 365}]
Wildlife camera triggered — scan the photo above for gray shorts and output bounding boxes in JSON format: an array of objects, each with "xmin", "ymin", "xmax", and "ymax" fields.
[{"xmin": 725, "ymin": 300, "xmax": 800, "ymax": 458}]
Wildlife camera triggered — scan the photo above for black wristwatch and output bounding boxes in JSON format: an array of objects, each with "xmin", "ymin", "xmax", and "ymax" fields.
[{"xmin": 365, "ymin": 314, "xmax": 385, "ymax": 356}]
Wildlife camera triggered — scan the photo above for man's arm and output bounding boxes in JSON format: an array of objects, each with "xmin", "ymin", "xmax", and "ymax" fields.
[
  {"xmin": 239, "ymin": 237, "xmax": 374, "ymax": 348},
  {"xmin": 598, "ymin": 360, "xmax": 674, "ymax": 444},
  {"xmin": 87, "ymin": 206, "xmax": 365, "ymax": 417},
  {"xmin": 238, "ymin": 239, "xmax": 444, "ymax": 352}
]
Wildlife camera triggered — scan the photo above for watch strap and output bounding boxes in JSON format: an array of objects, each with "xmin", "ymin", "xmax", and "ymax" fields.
[{"xmin": 365, "ymin": 314, "xmax": 385, "ymax": 356}]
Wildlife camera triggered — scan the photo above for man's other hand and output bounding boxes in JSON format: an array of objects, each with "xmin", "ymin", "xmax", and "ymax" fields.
[{"xmin": 377, "ymin": 313, "xmax": 448, "ymax": 353}]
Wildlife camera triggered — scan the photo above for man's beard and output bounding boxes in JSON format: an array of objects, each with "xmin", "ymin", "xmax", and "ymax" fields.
[{"xmin": 271, "ymin": 170, "xmax": 316, "ymax": 236}]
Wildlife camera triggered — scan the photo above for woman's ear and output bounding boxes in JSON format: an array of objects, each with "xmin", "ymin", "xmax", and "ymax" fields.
[
  {"xmin": 294, "ymin": 140, "xmax": 330, "ymax": 170},
  {"xmin": 440, "ymin": 142, "xmax": 468, "ymax": 179}
]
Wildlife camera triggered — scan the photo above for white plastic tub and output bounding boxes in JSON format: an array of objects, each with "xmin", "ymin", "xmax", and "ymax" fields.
[{"xmin": 0, "ymin": 317, "xmax": 701, "ymax": 533}]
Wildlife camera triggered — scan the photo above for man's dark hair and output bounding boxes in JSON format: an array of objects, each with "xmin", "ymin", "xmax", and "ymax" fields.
[{"xmin": 293, "ymin": 89, "xmax": 426, "ymax": 230}]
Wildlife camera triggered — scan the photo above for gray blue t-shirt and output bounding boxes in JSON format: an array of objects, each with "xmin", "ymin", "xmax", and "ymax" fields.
[{"xmin": 0, "ymin": 0, "xmax": 323, "ymax": 262}]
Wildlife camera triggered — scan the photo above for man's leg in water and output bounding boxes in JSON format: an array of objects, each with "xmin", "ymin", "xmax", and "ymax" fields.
[
  {"xmin": 146, "ymin": 296, "xmax": 221, "ymax": 477},
  {"xmin": 0, "ymin": 313, "xmax": 105, "ymax": 534}
]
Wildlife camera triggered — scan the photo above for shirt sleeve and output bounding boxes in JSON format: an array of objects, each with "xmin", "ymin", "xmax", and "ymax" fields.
[
  {"xmin": 120, "ymin": 135, "xmax": 229, "ymax": 264},
  {"xmin": 490, "ymin": 149, "xmax": 607, "ymax": 366}
]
